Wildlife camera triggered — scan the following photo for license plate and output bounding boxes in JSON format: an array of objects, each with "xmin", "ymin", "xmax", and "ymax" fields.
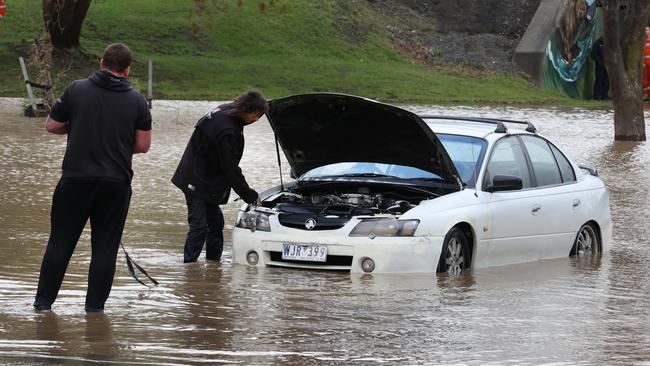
[{"xmin": 282, "ymin": 243, "xmax": 327, "ymax": 262}]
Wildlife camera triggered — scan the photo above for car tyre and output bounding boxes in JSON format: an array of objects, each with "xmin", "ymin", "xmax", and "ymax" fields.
[
  {"xmin": 571, "ymin": 223, "xmax": 600, "ymax": 257},
  {"xmin": 438, "ymin": 227, "xmax": 470, "ymax": 275}
]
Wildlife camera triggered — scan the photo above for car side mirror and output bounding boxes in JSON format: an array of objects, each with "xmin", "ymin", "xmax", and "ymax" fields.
[
  {"xmin": 484, "ymin": 175, "xmax": 523, "ymax": 193},
  {"xmin": 578, "ymin": 164, "xmax": 598, "ymax": 176}
]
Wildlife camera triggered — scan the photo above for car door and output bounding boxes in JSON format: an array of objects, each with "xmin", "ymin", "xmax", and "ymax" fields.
[
  {"xmin": 519, "ymin": 135, "xmax": 582, "ymax": 257},
  {"xmin": 479, "ymin": 135, "xmax": 544, "ymax": 267}
]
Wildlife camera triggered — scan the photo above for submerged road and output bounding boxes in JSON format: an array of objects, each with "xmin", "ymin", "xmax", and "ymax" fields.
[{"xmin": 1, "ymin": 98, "xmax": 649, "ymax": 365}]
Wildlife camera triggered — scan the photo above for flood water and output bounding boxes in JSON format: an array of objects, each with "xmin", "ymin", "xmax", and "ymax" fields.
[{"xmin": 1, "ymin": 97, "xmax": 649, "ymax": 365}]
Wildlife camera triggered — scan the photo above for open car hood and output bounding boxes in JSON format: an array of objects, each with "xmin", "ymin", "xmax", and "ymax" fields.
[{"xmin": 266, "ymin": 93, "xmax": 460, "ymax": 184}]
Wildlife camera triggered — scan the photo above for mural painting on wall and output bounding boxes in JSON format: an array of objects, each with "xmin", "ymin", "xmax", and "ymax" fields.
[{"xmin": 544, "ymin": 0, "xmax": 599, "ymax": 99}]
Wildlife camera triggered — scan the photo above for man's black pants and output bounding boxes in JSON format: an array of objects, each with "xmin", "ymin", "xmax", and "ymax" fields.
[
  {"xmin": 183, "ymin": 192, "xmax": 224, "ymax": 263},
  {"xmin": 34, "ymin": 178, "xmax": 131, "ymax": 311}
]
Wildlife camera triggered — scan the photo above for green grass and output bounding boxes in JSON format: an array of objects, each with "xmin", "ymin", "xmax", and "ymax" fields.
[{"xmin": 0, "ymin": 0, "xmax": 606, "ymax": 107}]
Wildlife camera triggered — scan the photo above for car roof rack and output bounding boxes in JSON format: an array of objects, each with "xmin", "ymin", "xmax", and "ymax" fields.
[{"xmin": 418, "ymin": 115, "xmax": 537, "ymax": 134}]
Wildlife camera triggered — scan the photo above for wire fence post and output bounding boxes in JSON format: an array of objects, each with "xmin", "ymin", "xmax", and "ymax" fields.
[
  {"xmin": 18, "ymin": 57, "xmax": 38, "ymax": 114},
  {"xmin": 147, "ymin": 59, "xmax": 153, "ymax": 109}
]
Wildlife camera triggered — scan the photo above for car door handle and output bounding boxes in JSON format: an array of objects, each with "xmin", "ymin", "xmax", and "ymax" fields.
[
  {"xmin": 572, "ymin": 199, "xmax": 581, "ymax": 209},
  {"xmin": 531, "ymin": 204, "xmax": 541, "ymax": 215}
]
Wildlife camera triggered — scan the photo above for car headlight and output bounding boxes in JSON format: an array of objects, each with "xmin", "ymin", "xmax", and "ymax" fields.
[
  {"xmin": 349, "ymin": 218, "xmax": 419, "ymax": 238},
  {"xmin": 236, "ymin": 211, "xmax": 271, "ymax": 232}
]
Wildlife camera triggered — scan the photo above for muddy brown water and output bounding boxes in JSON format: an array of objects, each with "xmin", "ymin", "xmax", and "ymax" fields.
[{"xmin": 1, "ymin": 97, "xmax": 649, "ymax": 365}]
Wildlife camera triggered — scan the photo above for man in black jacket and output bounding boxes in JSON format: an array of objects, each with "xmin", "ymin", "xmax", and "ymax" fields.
[
  {"xmin": 34, "ymin": 43, "xmax": 152, "ymax": 312},
  {"xmin": 172, "ymin": 91, "xmax": 268, "ymax": 263}
]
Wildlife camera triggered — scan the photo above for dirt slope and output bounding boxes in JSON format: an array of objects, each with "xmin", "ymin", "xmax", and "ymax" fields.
[{"xmin": 366, "ymin": 0, "xmax": 541, "ymax": 72}]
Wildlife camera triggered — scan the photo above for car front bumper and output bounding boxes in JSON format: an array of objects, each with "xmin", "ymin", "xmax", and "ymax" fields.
[{"xmin": 232, "ymin": 227, "xmax": 444, "ymax": 273}]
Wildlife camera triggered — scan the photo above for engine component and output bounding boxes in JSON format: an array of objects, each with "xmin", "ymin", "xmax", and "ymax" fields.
[
  {"xmin": 261, "ymin": 185, "xmax": 422, "ymax": 232},
  {"xmin": 386, "ymin": 200, "xmax": 416, "ymax": 215},
  {"xmin": 311, "ymin": 193, "xmax": 373, "ymax": 207}
]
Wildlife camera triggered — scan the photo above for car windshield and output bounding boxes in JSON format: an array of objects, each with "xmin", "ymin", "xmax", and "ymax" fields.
[
  {"xmin": 301, "ymin": 162, "xmax": 440, "ymax": 180},
  {"xmin": 436, "ymin": 133, "xmax": 487, "ymax": 188}
]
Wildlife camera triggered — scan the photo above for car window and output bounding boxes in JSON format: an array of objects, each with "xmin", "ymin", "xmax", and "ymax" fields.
[
  {"xmin": 302, "ymin": 162, "xmax": 440, "ymax": 180},
  {"xmin": 520, "ymin": 135, "xmax": 562, "ymax": 187},
  {"xmin": 484, "ymin": 136, "xmax": 532, "ymax": 189},
  {"xmin": 549, "ymin": 143, "xmax": 576, "ymax": 183},
  {"xmin": 437, "ymin": 134, "xmax": 487, "ymax": 188}
]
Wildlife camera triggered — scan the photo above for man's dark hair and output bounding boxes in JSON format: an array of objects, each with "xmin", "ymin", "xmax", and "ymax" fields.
[
  {"xmin": 226, "ymin": 90, "xmax": 269, "ymax": 117},
  {"xmin": 102, "ymin": 43, "xmax": 132, "ymax": 73}
]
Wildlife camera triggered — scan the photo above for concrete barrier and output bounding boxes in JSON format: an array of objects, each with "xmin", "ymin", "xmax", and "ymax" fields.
[{"xmin": 513, "ymin": 0, "xmax": 563, "ymax": 86}]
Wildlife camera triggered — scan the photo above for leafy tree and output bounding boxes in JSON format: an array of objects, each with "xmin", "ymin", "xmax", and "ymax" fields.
[
  {"xmin": 42, "ymin": 0, "xmax": 91, "ymax": 49},
  {"xmin": 602, "ymin": 0, "xmax": 648, "ymax": 141}
]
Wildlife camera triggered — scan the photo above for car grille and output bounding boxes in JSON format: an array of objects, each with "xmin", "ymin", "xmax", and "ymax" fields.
[
  {"xmin": 278, "ymin": 215, "xmax": 348, "ymax": 230},
  {"xmin": 269, "ymin": 251, "xmax": 353, "ymax": 267},
  {"xmin": 278, "ymin": 221, "xmax": 347, "ymax": 230}
]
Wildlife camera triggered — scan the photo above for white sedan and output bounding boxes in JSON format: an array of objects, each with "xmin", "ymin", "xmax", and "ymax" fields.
[{"xmin": 232, "ymin": 94, "xmax": 612, "ymax": 274}]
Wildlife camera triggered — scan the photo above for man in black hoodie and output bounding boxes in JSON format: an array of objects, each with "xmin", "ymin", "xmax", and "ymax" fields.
[
  {"xmin": 172, "ymin": 91, "xmax": 267, "ymax": 263},
  {"xmin": 33, "ymin": 43, "xmax": 152, "ymax": 312}
]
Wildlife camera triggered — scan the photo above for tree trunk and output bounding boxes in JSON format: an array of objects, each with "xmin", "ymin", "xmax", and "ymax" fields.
[
  {"xmin": 42, "ymin": 0, "xmax": 91, "ymax": 50},
  {"xmin": 602, "ymin": 0, "xmax": 647, "ymax": 141}
]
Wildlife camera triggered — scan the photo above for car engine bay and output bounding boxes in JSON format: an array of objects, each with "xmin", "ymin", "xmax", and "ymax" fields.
[{"xmin": 259, "ymin": 183, "xmax": 437, "ymax": 230}]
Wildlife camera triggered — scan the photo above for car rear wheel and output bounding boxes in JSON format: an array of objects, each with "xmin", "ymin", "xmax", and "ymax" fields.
[
  {"xmin": 571, "ymin": 223, "xmax": 600, "ymax": 257},
  {"xmin": 438, "ymin": 227, "xmax": 470, "ymax": 275}
]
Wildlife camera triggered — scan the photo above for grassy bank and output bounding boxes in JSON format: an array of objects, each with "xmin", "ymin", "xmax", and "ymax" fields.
[{"xmin": 0, "ymin": 0, "xmax": 600, "ymax": 106}]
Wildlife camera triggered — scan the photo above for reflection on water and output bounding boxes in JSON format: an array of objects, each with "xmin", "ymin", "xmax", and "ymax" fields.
[{"xmin": 1, "ymin": 98, "xmax": 649, "ymax": 365}]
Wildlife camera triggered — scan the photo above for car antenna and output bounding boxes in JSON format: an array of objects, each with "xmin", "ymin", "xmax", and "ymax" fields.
[{"xmin": 274, "ymin": 131, "xmax": 284, "ymax": 190}]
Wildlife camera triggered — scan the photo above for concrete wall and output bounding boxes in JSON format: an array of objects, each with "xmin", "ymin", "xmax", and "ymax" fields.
[{"xmin": 513, "ymin": 0, "xmax": 564, "ymax": 86}]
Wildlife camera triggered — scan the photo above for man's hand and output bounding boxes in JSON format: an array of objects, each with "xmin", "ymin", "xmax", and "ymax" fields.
[{"xmin": 256, "ymin": 196, "xmax": 262, "ymax": 206}]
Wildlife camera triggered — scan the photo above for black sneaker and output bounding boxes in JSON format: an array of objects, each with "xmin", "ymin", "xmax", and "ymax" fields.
[
  {"xmin": 33, "ymin": 304, "xmax": 51, "ymax": 312},
  {"xmin": 85, "ymin": 306, "xmax": 104, "ymax": 313}
]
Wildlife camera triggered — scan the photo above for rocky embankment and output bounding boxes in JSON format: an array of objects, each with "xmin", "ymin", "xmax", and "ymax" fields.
[{"xmin": 367, "ymin": 0, "xmax": 541, "ymax": 73}]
